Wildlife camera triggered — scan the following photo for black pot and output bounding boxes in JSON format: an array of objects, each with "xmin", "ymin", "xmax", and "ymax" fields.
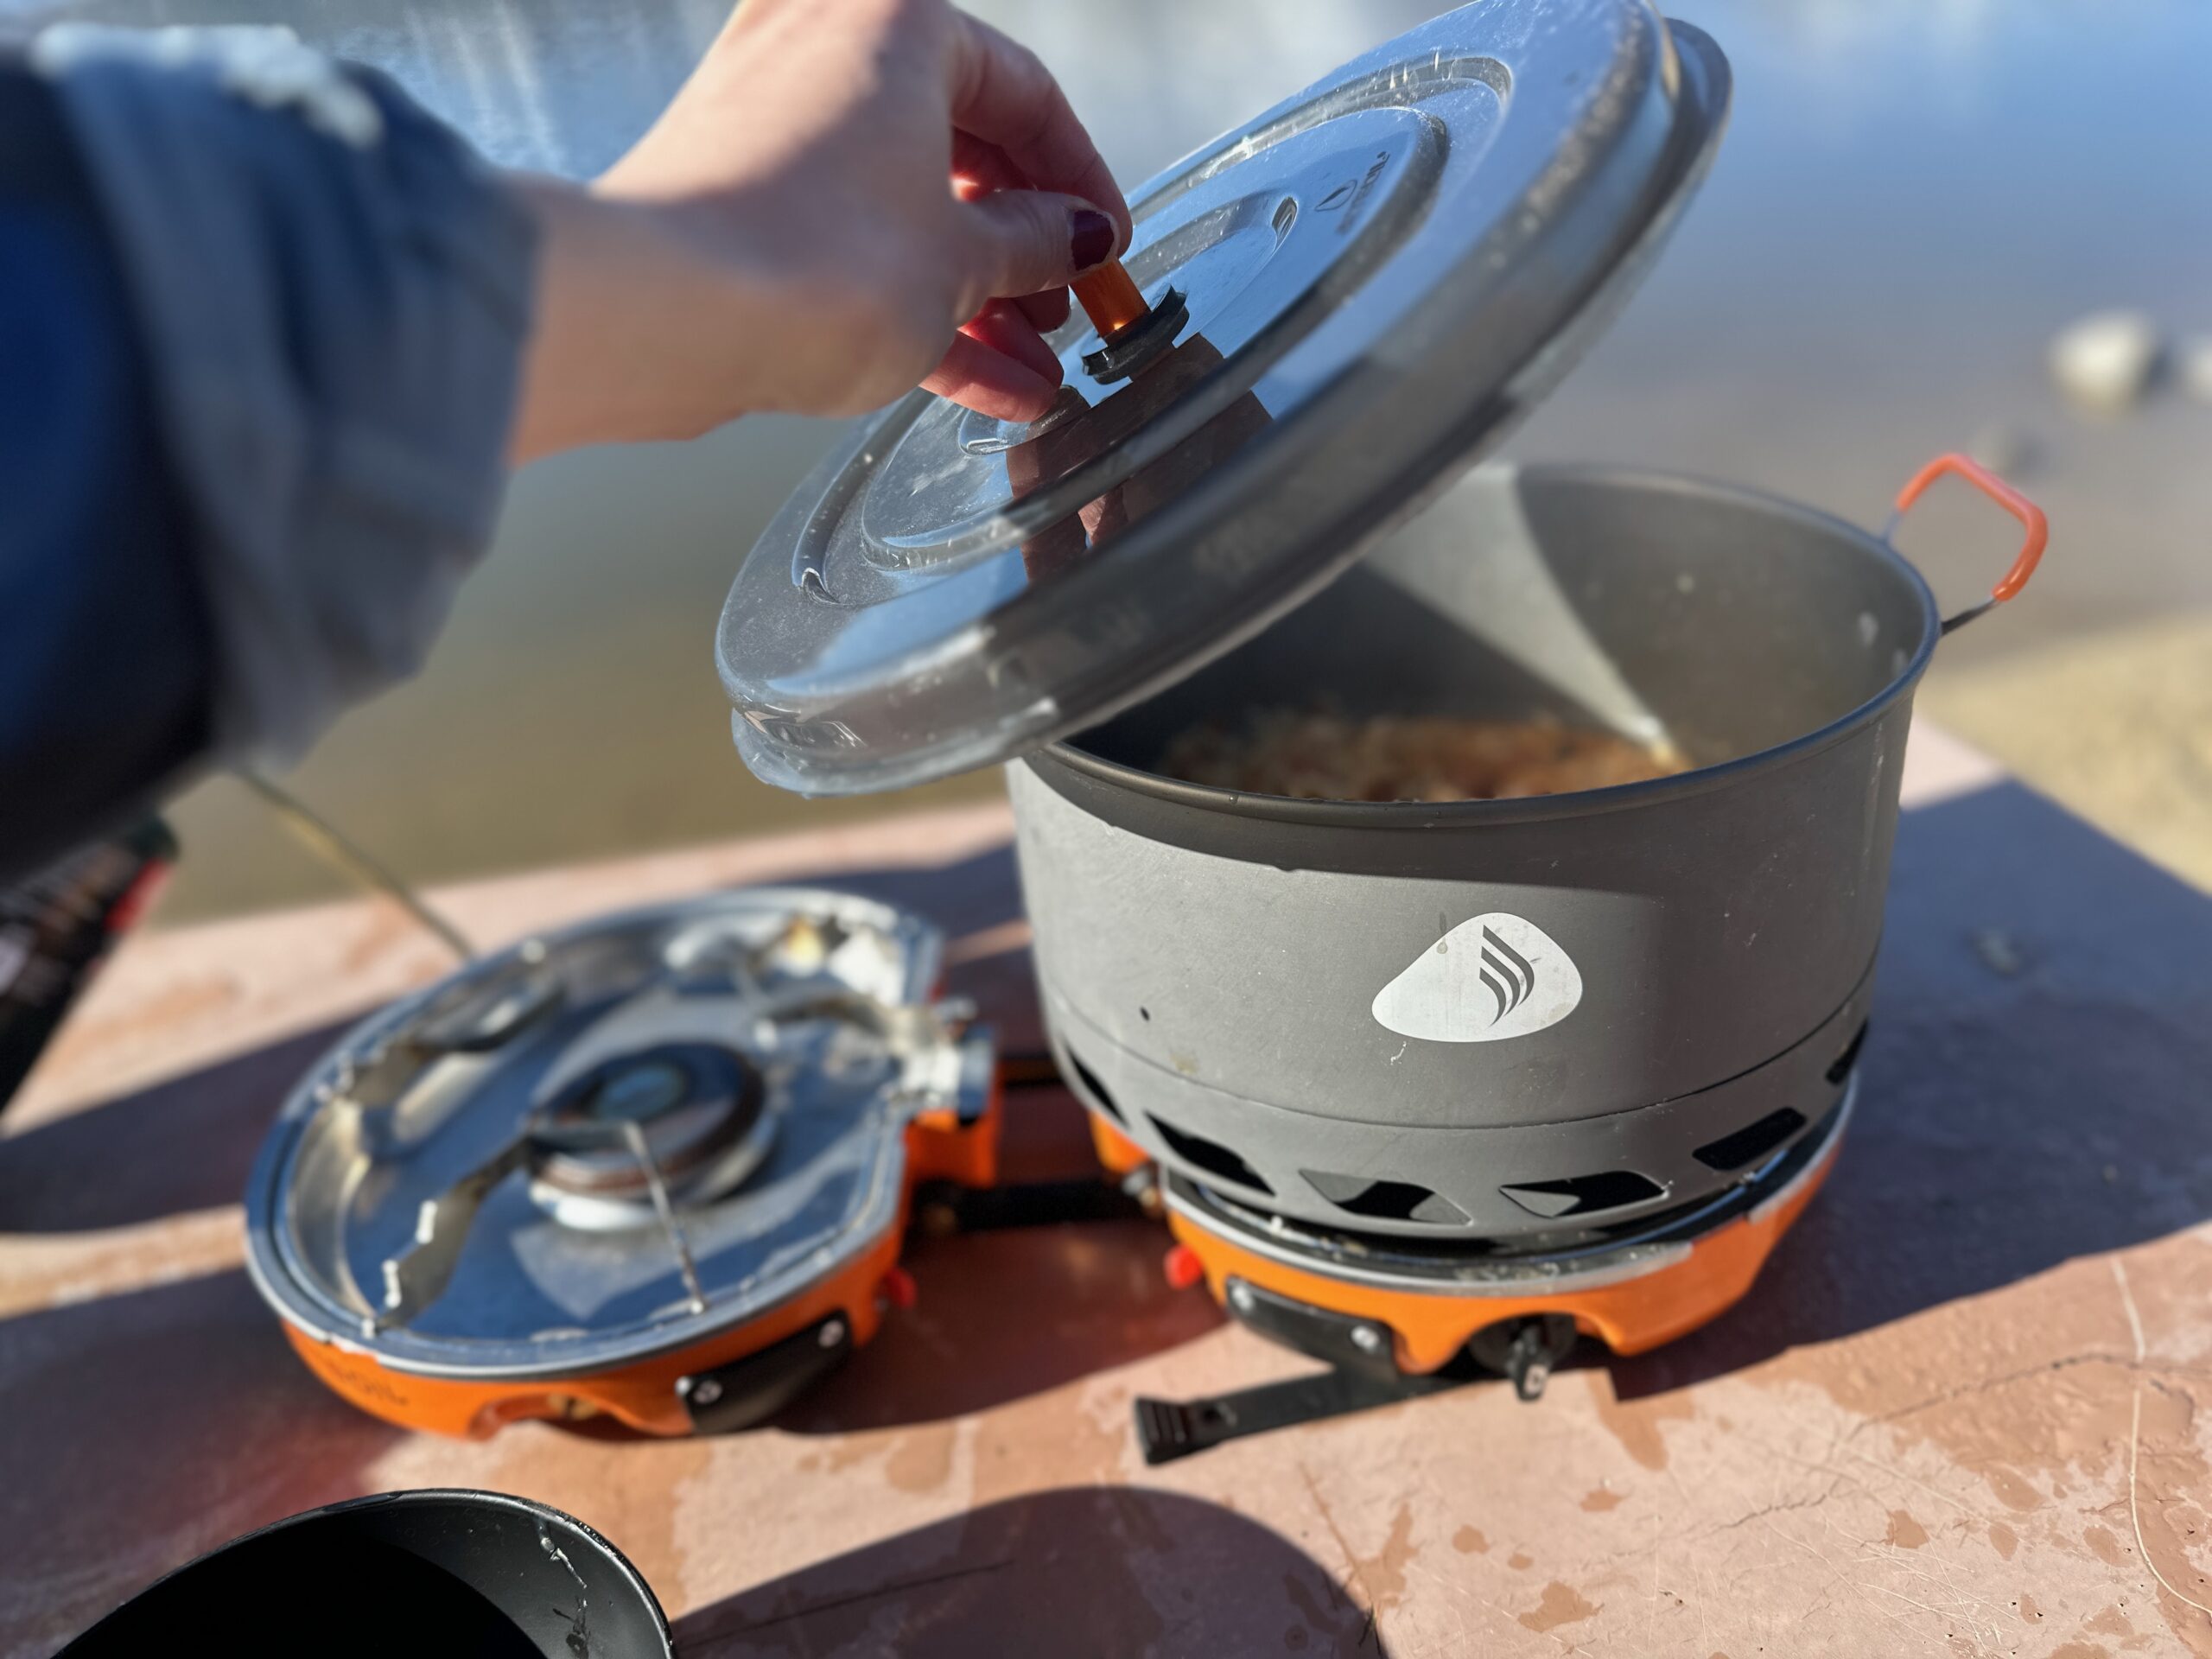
[{"xmin": 60, "ymin": 1490, "xmax": 671, "ymax": 1659}]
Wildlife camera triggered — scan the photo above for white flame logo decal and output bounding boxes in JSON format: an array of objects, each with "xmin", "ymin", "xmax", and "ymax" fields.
[{"xmin": 1371, "ymin": 913, "xmax": 1583, "ymax": 1044}]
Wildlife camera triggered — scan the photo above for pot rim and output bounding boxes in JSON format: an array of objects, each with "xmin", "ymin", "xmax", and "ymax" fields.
[
  {"xmin": 1033, "ymin": 461, "xmax": 1942, "ymax": 830},
  {"xmin": 64, "ymin": 1488, "xmax": 673, "ymax": 1656}
]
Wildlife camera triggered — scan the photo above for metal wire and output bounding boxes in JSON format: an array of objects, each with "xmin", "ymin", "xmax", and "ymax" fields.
[
  {"xmin": 620, "ymin": 1120, "xmax": 710, "ymax": 1316},
  {"xmin": 233, "ymin": 768, "xmax": 476, "ymax": 963}
]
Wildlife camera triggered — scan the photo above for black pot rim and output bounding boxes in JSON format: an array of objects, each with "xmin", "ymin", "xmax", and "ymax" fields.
[
  {"xmin": 64, "ymin": 1487, "xmax": 672, "ymax": 1658},
  {"xmin": 1033, "ymin": 462, "xmax": 1942, "ymax": 830}
]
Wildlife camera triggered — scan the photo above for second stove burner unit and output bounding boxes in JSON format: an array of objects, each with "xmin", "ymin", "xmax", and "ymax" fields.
[{"xmin": 244, "ymin": 888, "xmax": 1003, "ymax": 1438}]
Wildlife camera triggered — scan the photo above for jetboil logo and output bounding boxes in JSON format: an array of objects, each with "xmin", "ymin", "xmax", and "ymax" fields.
[{"xmin": 1370, "ymin": 912, "xmax": 1584, "ymax": 1044}]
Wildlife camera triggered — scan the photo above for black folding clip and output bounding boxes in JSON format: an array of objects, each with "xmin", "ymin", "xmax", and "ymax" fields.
[{"xmin": 1131, "ymin": 1281, "xmax": 1581, "ymax": 1463}]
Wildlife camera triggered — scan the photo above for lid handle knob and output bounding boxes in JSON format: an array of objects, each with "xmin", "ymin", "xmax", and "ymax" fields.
[{"xmin": 1071, "ymin": 259, "xmax": 1151, "ymax": 340}]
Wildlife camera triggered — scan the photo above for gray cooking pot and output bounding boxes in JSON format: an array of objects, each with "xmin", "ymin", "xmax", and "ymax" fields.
[{"xmin": 1010, "ymin": 458, "xmax": 2042, "ymax": 1244}]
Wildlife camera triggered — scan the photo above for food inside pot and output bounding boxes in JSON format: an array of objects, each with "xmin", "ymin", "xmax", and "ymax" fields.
[{"xmin": 1157, "ymin": 710, "xmax": 1687, "ymax": 803}]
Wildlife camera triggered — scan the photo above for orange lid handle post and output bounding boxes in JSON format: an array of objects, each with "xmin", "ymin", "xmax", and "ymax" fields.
[
  {"xmin": 1891, "ymin": 453, "xmax": 2049, "ymax": 631},
  {"xmin": 1072, "ymin": 259, "xmax": 1150, "ymax": 340}
]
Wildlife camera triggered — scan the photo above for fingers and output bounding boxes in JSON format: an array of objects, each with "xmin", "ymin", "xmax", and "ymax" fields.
[
  {"xmin": 947, "ymin": 11, "xmax": 1132, "ymax": 250},
  {"xmin": 950, "ymin": 136, "xmax": 1072, "ymax": 333},
  {"xmin": 924, "ymin": 329, "xmax": 1061, "ymax": 423},
  {"xmin": 950, "ymin": 130, "xmax": 1027, "ymax": 200},
  {"xmin": 1014, "ymin": 288, "xmax": 1071, "ymax": 332},
  {"xmin": 957, "ymin": 188, "xmax": 1116, "ymax": 319},
  {"xmin": 963, "ymin": 298, "xmax": 1064, "ymax": 386}
]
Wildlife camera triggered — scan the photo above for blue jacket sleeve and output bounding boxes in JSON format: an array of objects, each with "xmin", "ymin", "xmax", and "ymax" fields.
[
  {"xmin": 0, "ymin": 27, "xmax": 537, "ymax": 884},
  {"xmin": 0, "ymin": 59, "xmax": 213, "ymax": 883}
]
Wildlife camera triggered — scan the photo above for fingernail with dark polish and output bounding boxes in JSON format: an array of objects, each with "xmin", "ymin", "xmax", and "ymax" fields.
[{"xmin": 1070, "ymin": 209, "xmax": 1115, "ymax": 272}]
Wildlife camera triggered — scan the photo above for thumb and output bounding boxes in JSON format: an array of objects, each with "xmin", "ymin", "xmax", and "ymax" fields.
[{"xmin": 956, "ymin": 190, "xmax": 1120, "ymax": 315}]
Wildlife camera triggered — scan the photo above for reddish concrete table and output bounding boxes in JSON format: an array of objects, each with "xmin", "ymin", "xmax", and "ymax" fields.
[{"xmin": 4, "ymin": 725, "xmax": 2210, "ymax": 1658}]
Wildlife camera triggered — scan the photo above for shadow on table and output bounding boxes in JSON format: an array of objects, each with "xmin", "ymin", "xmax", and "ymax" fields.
[
  {"xmin": 1609, "ymin": 778, "xmax": 2212, "ymax": 1398},
  {"xmin": 671, "ymin": 1485, "xmax": 1386, "ymax": 1658},
  {"xmin": 772, "ymin": 1205, "xmax": 1224, "ymax": 1436},
  {"xmin": 0, "ymin": 1268, "xmax": 402, "ymax": 1655},
  {"xmin": 0, "ymin": 1017, "xmax": 357, "ymax": 1233}
]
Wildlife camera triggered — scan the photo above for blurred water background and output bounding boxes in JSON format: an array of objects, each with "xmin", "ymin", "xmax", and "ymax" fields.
[{"xmin": 10, "ymin": 0, "xmax": 2211, "ymax": 915}]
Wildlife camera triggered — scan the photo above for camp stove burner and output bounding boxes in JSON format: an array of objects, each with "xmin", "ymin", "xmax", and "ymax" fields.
[
  {"xmin": 528, "ymin": 1043, "xmax": 773, "ymax": 1226},
  {"xmin": 244, "ymin": 888, "xmax": 1003, "ymax": 1438},
  {"xmin": 1165, "ymin": 1083, "xmax": 1853, "ymax": 1296},
  {"xmin": 1125, "ymin": 1084, "xmax": 1857, "ymax": 1462}
]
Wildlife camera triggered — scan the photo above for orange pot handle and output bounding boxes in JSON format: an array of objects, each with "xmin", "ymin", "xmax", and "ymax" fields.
[{"xmin": 1887, "ymin": 452, "xmax": 2050, "ymax": 633}]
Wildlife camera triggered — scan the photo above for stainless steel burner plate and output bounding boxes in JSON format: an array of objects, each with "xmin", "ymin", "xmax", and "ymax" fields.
[{"xmin": 244, "ymin": 890, "xmax": 988, "ymax": 1381}]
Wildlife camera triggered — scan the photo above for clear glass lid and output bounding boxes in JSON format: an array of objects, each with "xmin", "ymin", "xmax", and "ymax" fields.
[{"xmin": 718, "ymin": 0, "xmax": 1730, "ymax": 795}]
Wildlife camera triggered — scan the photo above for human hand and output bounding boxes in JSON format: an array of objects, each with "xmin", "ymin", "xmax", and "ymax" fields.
[{"xmin": 509, "ymin": 0, "xmax": 1131, "ymax": 460}]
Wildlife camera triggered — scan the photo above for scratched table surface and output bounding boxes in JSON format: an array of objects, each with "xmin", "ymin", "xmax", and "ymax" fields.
[{"xmin": 4, "ymin": 722, "xmax": 2211, "ymax": 1658}]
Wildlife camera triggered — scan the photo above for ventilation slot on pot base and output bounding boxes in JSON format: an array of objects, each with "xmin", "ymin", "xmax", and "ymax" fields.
[
  {"xmin": 1063, "ymin": 1047, "xmax": 1125, "ymax": 1124},
  {"xmin": 1149, "ymin": 1115, "xmax": 1273, "ymax": 1197},
  {"xmin": 1499, "ymin": 1171, "xmax": 1664, "ymax": 1219},
  {"xmin": 1302, "ymin": 1172, "xmax": 1469, "ymax": 1226},
  {"xmin": 1692, "ymin": 1108, "xmax": 1808, "ymax": 1173},
  {"xmin": 1826, "ymin": 1020, "xmax": 1871, "ymax": 1086}
]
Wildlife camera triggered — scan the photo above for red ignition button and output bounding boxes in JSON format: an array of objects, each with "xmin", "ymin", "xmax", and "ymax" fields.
[{"xmin": 1162, "ymin": 1244, "xmax": 1205, "ymax": 1291}]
